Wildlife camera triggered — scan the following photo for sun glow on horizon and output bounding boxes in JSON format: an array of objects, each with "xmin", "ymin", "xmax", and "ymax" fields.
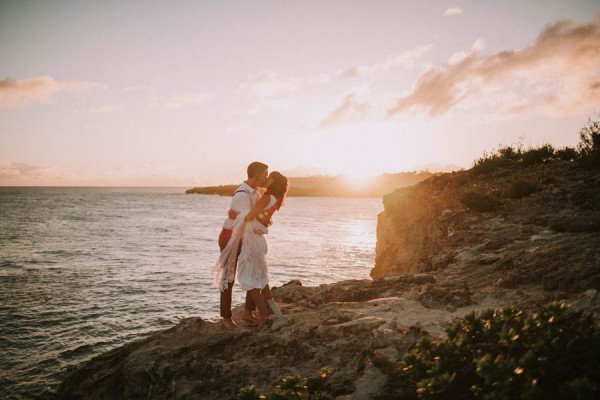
[{"xmin": 340, "ymin": 172, "xmax": 377, "ymax": 188}]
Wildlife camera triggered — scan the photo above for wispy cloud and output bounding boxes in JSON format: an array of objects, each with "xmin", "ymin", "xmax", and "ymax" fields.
[
  {"xmin": 0, "ymin": 162, "xmax": 69, "ymax": 184},
  {"xmin": 164, "ymin": 92, "xmax": 212, "ymax": 109},
  {"xmin": 388, "ymin": 15, "xmax": 600, "ymax": 117},
  {"xmin": 444, "ymin": 7, "xmax": 463, "ymax": 16},
  {"xmin": 244, "ymin": 71, "xmax": 278, "ymax": 85},
  {"xmin": 319, "ymin": 94, "xmax": 370, "ymax": 128},
  {"xmin": 0, "ymin": 76, "xmax": 106, "ymax": 109},
  {"xmin": 333, "ymin": 44, "xmax": 434, "ymax": 80},
  {"xmin": 240, "ymin": 70, "xmax": 299, "ymax": 98},
  {"xmin": 237, "ymin": 44, "xmax": 433, "ymax": 111}
]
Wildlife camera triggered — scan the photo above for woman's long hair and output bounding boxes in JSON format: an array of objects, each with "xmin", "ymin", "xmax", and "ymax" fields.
[{"xmin": 265, "ymin": 171, "xmax": 289, "ymax": 211}]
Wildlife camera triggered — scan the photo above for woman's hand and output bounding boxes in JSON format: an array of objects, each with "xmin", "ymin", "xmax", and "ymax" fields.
[{"xmin": 244, "ymin": 194, "xmax": 271, "ymax": 223}]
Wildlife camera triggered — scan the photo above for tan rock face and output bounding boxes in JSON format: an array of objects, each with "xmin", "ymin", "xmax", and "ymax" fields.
[
  {"xmin": 372, "ymin": 161, "xmax": 600, "ymax": 294},
  {"xmin": 373, "ymin": 173, "xmax": 467, "ymax": 279}
]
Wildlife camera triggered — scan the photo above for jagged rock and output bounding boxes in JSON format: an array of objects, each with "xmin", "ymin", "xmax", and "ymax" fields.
[
  {"xmin": 56, "ymin": 273, "xmax": 599, "ymax": 400},
  {"xmin": 55, "ymin": 284, "xmax": 439, "ymax": 400},
  {"xmin": 373, "ymin": 161, "xmax": 600, "ymax": 293}
]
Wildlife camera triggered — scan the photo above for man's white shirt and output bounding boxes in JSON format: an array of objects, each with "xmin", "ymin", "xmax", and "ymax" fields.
[{"xmin": 222, "ymin": 182, "xmax": 260, "ymax": 229}]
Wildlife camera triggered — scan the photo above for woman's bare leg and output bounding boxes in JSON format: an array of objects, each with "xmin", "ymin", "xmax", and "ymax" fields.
[{"xmin": 248, "ymin": 289, "xmax": 269, "ymax": 322}]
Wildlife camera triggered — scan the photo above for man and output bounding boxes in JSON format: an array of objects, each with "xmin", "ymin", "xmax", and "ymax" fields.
[{"xmin": 218, "ymin": 161, "xmax": 269, "ymax": 330}]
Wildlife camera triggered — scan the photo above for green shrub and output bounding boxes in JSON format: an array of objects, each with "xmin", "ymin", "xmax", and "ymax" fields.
[
  {"xmin": 521, "ymin": 144, "xmax": 555, "ymax": 166},
  {"xmin": 506, "ymin": 180, "xmax": 541, "ymax": 199},
  {"xmin": 471, "ymin": 143, "xmax": 557, "ymax": 174},
  {"xmin": 470, "ymin": 118, "xmax": 600, "ymax": 174},
  {"xmin": 577, "ymin": 118, "xmax": 600, "ymax": 168},
  {"xmin": 396, "ymin": 302, "xmax": 599, "ymax": 400},
  {"xmin": 238, "ymin": 369, "xmax": 335, "ymax": 400},
  {"xmin": 497, "ymin": 145, "xmax": 522, "ymax": 161},
  {"xmin": 555, "ymin": 146, "xmax": 577, "ymax": 161},
  {"xmin": 238, "ymin": 385, "xmax": 266, "ymax": 400},
  {"xmin": 472, "ymin": 150, "xmax": 514, "ymax": 175},
  {"xmin": 460, "ymin": 192, "xmax": 501, "ymax": 212}
]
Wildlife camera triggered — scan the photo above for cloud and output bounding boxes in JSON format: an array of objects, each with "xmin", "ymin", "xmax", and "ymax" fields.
[
  {"xmin": 319, "ymin": 94, "xmax": 370, "ymax": 128},
  {"xmin": 334, "ymin": 44, "xmax": 434, "ymax": 79},
  {"xmin": 164, "ymin": 92, "xmax": 212, "ymax": 109},
  {"xmin": 236, "ymin": 44, "xmax": 433, "ymax": 113},
  {"xmin": 335, "ymin": 67, "xmax": 361, "ymax": 79},
  {"xmin": 0, "ymin": 162, "xmax": 70, "ymax": 185},
  {"xmin": 444, "ymin": 7, "xmax": 463, "ymax": 16},
  {"xmin": 0, "ymin": 76, "xmax": 106, "ymax": 109},
  {"xmin": 244, "ymin": 71, "xmax": 277, "ymax": 85},
  {"xmin": 388, "ymin": 15, "xmax": 600, "ymax": 117},
  {"xmin": 448, "ymin": 39, "xmax": 486, "ymax": 64},
  {"xmin": 87, "ymin": 103, "xmax": 125, "ymax": 113},
  {"xmin": 240, "ymin": 71, "xmax": 299, "ymax": 98}
]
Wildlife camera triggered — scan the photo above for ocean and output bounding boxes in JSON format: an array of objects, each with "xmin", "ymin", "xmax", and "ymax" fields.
[{"xmin": 0, "ymin": 187, "xmax": 382, "ymax": 398}]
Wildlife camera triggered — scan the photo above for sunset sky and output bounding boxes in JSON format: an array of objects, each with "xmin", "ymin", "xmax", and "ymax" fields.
[{"xmin": 1, "ymin": 0, "xmax": 599, "ymax": 186}]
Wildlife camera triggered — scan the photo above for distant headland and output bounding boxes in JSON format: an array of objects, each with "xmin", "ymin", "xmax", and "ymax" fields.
[{"xmin": 185, "ymin": 172, "xmax": 438, "ymax": 198}]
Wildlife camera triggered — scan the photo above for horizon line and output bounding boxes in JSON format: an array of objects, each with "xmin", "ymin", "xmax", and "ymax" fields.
[{"xmin": 0, "ymin": 169, "xmax": 463, "ymax": 189}]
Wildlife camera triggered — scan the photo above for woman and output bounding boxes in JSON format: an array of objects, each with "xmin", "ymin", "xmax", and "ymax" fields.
[{"xmin": 236, "ymin": 171, "xmax": 288, "ymax": 324}]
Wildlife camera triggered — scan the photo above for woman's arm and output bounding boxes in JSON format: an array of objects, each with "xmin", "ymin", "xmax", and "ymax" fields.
[{"xmin": 244, "ymin": 194, "xmax": 271, "ymax": 222}]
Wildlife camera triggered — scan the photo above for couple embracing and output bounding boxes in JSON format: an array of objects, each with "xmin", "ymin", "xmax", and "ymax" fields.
[{"xmin": 212, "ymin": 162, "xmax": 289, "ymax": 330}]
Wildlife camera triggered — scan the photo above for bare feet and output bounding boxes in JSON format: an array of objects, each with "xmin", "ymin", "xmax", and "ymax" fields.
[
  {"xmin": 252, "ymin": 311, "xmax": 267, "ymax": 325},
  {"xmin": 221, "ymin": 318, "xmax": 239, "ymax": 331},
  {"xmin": 241, "ymin": 310, "xmax": 259, "ymax": 326}
]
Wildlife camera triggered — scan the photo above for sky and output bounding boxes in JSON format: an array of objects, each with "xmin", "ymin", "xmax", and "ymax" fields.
[{"xmin": 1, "ymin": 0, "xmax": 599, "ymax": 186}]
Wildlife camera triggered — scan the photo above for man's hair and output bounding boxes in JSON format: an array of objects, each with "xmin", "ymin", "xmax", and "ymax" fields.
[{"xmin": 247, "ymin": 161, "xmax": 268, "ymax": 179}]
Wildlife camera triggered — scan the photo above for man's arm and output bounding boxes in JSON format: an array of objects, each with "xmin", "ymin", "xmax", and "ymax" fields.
[
  {"xmin": 230, "ymin": 192, "xmax": 252, "ymax": 218},
  {"xmin": 227, "ymin": 193, "xmax": 238, "ymax": 220}
]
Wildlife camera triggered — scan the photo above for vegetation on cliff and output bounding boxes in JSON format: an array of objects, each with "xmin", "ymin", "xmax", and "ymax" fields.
[
  {"xmin": 238, "ymin": 372, "xmax": 334, "ymax": 400},
  {"xmin": 237, "ymin": 302, "xmax": 599, "ymax": 400},
  {"xmin": 472, "ymin": 117, "xmax": 600, "ymax": 175},
  {"xmin": 374, "ymin": 118, "xmax": 600, "ymax": 282},
  {"xmin": 393, "ymin": 302, "xmax": 599, "ymax": 400}
]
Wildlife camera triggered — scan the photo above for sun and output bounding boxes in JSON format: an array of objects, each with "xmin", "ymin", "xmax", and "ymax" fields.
[{"xmin": 340, "ymin": 172, "xmax": 376, "ymax": 188}]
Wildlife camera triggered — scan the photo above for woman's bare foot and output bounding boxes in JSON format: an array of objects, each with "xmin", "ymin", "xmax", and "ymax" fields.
[
  {"xmin": 248, "ymin": 289, "xmax": 270, "ymax": 325},
  {"xmin": 241, "ymin": 310, "xmax": 259, "ymax": 326},
  {"xmin": 222, "ymin": 318, "xmax": 239, "ymax": 331}
]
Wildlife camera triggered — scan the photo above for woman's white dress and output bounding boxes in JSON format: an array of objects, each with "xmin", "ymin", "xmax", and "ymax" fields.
[
  {"xmin": 212, "ymin": 195, "xmax": 276, "ymax": 292},
  {"xmin": 236, "ymin": 195, "xmax": 276, "ymax": 291}
]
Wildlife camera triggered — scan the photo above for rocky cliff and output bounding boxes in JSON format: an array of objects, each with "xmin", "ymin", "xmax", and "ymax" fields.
[
  {"xmin": 55, "ymin": 160, "xmax": 600, "ymax": 399},
  {"xmin": 373, "ymin": 160, "xmax": 600, "ymax": 294}
]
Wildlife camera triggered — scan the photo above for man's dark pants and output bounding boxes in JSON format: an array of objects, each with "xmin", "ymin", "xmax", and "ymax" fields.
[{"xmin": 218, "ymin": 228, "xmax": 255, "ymax": 318}]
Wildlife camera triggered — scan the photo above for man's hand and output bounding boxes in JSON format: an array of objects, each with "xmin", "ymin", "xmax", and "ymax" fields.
[{"xmin": 228, "ymin": 209, "xmax": 239, "ymax": 219}]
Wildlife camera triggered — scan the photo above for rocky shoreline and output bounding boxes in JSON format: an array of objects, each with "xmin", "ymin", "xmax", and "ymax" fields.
[
  {"xmin": 54, "ymin": 276, "xmax": 598, "ymax": 400},
  {"xmin": 55, "ymin": 160, "xmax": 600, "ymax": 399}
]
